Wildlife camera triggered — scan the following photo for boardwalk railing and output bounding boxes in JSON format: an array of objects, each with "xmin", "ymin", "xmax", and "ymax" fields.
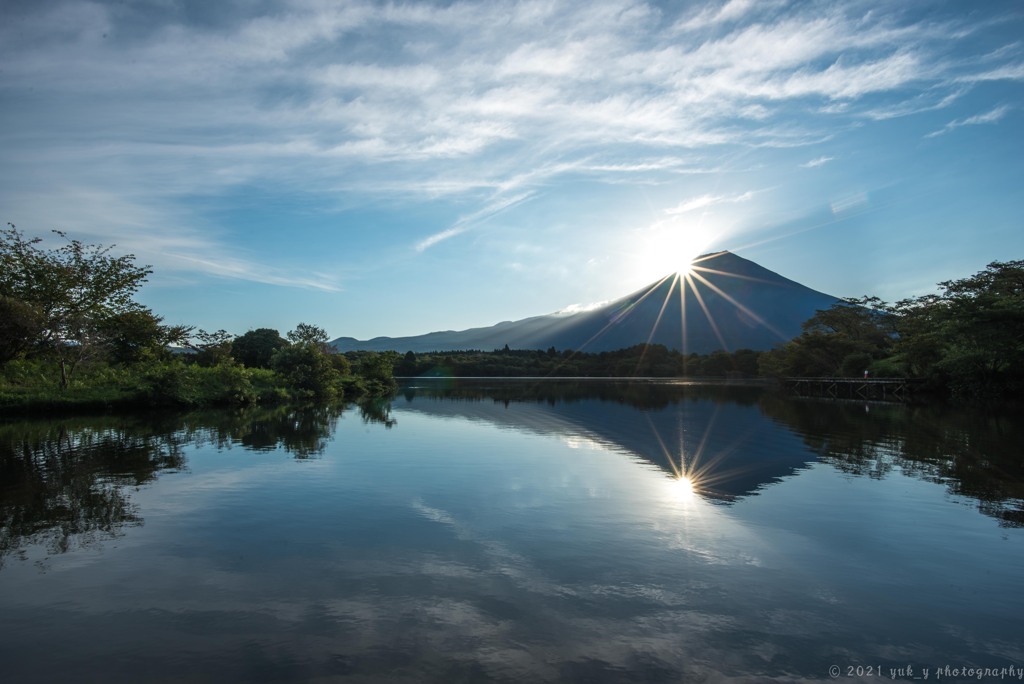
[{"xmin": 784, "ymin": 377, "xmax": 922, "ymax": 402}]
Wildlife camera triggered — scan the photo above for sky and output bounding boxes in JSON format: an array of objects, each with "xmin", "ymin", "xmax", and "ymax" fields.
[{"xmin": 2, "ymin": 0, "xmax": 1022, "ymax": 341}]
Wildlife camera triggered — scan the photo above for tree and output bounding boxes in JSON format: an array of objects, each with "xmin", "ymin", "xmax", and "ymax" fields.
[
  {"xmin": 231, "ymin": 328, "xmax": 289, "ymax": 368},
  {"xmin": 278, "ymin": 323, "xmax": 348, "ymax": 396},
  {"xmin": 1, "ymin": 224, "xmax": 153, "ymax": 387},
  {"xmin": 98, "ymin": 308, "xmax": 191, "ymax": 364},
  {"xmin": 0, "ymin": 295, "xmax": 43, "ymax": 363},
  {"xmin": 190, "ymin": 329, "xmax": 235, "ymax": 367},
  {"xmin": 271, "ymin": 344, "xmax": 342, "ymax": 400},
  {"xmin": 731, "ymin": 348, "xmax": 761, "ymax": 376},
  {"xmin": 329, "ymin": 353, "xmax": 352, "ymax": 377},
  {"xmin": 895, "ymin": 260, "xmax": 1024, "ymax": 394},
  {"xmin": 890, "ymin": 295, "xmax": 945, "ymax": 378},
  {"xmin": 287, "ymin": 322, "xmax": 330, "ymax": 349},
  {"xmin": 759, "ymin": 298, "xmax": 894, "ymax": 378},
  {"xmin": 937, "ymin": 260, "xmax": 1024, "ymax": 375},
  {"xmin": 802, "ymin": 296, "xmax": 894, "ymax": 360},
  {"xmin": 395, "ymin": 350, "xmax": 418, "ymax": 376},
  {"xmin": 358, "ymin": 351, "xmax": 399, "ymax": 390}
]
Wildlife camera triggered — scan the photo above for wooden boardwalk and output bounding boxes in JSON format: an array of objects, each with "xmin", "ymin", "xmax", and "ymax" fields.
[{"xmin": 784, "ymin": 377, "xmax": 922, "ymax": 402}]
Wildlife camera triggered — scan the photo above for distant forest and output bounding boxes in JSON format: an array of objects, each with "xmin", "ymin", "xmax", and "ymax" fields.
[{"xmin": 394, "ymin": 345, "xmax": 761, "ymax": 379}]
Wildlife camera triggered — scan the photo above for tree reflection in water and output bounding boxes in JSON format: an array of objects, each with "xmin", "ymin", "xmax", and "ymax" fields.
[
  {"xmin": 358, "ymin": 397, "xmax": 396, "ymax": 428},
  {"xmin": 0, "ymin": 402, "xmax": 372, "ymax": 569},
  {"xmin": 757, "ymin": 395, "xmax": 1024, "ymax": 527}
]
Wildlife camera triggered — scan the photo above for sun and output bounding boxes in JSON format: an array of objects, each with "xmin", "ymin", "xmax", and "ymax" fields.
[{"xmin": 632, "ymin": 221, "xmax": 718, "ymax": 281}]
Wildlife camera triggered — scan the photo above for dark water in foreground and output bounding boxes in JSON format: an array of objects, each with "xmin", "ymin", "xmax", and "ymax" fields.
[{"xmin": 1, "ymin": 380, "xmax": 1022, "ymax": 683}]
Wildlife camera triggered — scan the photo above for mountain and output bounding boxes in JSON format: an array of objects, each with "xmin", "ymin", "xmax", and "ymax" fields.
[{"xmin": 331, "ymin": 251, "xmax": 840, "ymax": 354}]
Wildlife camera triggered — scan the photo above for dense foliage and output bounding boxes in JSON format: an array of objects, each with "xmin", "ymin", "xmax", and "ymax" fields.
[
  {"xmin": 0, "ymin": 226, "xmax": 395, "ymax": 411},
  {"xmin": 759, "ymin": 260, "xmax": 1024, "ymax": 397},
  {"xmin": 0, "ymin": 224, "xmax": 181, "ymax": 387}
]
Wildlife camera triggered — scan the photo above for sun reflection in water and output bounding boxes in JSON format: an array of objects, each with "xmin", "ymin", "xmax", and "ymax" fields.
[{"xmin": 672, "ymin": 474, "xmax": 696, "ymax": 501}]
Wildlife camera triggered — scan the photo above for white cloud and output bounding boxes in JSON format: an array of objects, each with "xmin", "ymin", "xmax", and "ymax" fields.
[
  {"xmin": 415, "ymin": 227, "xmax": 466, "ymax": 253},
  {"xmin": 926, "ymin": 104, "xmax": 1012, "ymax": 138},
  {"xmin": 801, "ymin": 156, "xmax": 834, "ymax": 168},
  {"xmin": 165, "ymin": 253, "xmax": 343, "ymax": 292},
  {"xmin": 557, "ymin": 300, "xmax": 611, "ymax": 314},
  {"xmin": 667, "ymin": 195, "xmax": 722, "ymax": 214},
  {"xmin": 0, "ymin": 185, "xmax": 343, "ymax": 291},
  {"xmin": 665, "ymin": 191, "xmax": 755, "ymax": 215},
  {"xmin": 859, "ymin": 87, "xmax": 967, "ymax": 121},
  {"xmin": 961, "ymin": 105, "xmax": 1013, "ymax": 125},
  {"xmin": 955, "ymin": 62, "xmax": 1024, "ymax": 83},
  {"xmin": 675, "ymin": 0, "xmax": 767, "ymax": 32},
  {"xmin": 415, "ymin": 192, "xmax": 536, "ymax": 252}
]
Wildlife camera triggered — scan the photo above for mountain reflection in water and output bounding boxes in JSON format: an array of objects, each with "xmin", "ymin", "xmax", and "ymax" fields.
[{"xmin": 398, "ymin": 379, "xmax": 1024, "ymax": 524}]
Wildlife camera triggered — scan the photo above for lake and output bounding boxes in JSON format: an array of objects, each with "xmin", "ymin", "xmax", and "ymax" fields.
[{"xmin": 1, "ymin": 380, "xmax": 1022, "ymax": 683}]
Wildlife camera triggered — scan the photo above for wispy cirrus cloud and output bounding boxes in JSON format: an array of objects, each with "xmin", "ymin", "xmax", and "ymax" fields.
[
  {"xmin": 859, "ymin": 88, "xmax": 967, "ymax": 121},
  {"xmin": 955, "ymin": 62, "xmax": 1024, "ymax": 84},
  {"xmin": 1, "ymin": 186, "xmax": 343, "ymax": 292},
  {"xmin": 801, "ymin": 156, "xmax": 834, "ymax": 168},
  {"xmin": 416, "ymin": 192, "xmax": 536, "ymax": 252},
  {"xmin": 165, "ymin": 253, "xmax": 343, "ymax": 292},
  {"xmin": 665, "ymin": 192, "xmax": 756, "ymax": 215},
  {"xmin": 674, "ymin": 0, "xmax": 772, "ymax": 32},
  {"xmin": 926, "ymin": 104, "xmax": 1013, "ymax": 138}
]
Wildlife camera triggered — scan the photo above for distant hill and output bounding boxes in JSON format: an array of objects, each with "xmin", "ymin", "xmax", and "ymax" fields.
[{"xmin": 331, "ymin": 251, "xmax": 840, "ymax": 354}]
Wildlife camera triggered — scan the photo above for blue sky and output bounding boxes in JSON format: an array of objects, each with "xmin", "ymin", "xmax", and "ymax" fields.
[{"xmin": 2, "ymin": 0, "xmax": 1022, "ymax": 340}]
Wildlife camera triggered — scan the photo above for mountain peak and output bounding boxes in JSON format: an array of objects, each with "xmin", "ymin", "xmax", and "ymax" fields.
[{"xmin": 332, "ymin": 252, "xmax": 840, "ymax": 355}]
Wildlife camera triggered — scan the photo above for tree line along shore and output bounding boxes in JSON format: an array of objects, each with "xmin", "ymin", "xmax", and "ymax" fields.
[
  {"xmin": 1, "ymin": 225, "xmax": 396, "ymax": 413},
  {"xmin": 3, "ymin": 224, "xmax": 1022, "ymax": 412}
]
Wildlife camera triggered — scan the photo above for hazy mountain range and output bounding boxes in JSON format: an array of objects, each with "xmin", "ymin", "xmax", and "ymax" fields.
[{"xmin": 331, "ymin": 251, "xmax": 840, "ymax": 354}]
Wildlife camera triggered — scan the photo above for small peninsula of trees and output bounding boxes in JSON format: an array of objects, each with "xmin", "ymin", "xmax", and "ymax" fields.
[{"xmin": 0, "ymin": 225, "xmax": 395, "ymax": 411}]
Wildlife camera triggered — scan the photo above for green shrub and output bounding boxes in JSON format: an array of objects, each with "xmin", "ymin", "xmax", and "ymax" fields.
[
  {"xmin": 271, "ymin": 345, "xmax": 342, "ymax": 401},
  {"xmin": 200, "ymin": 363, "xmax": 257, "ymax": 405},
  {"xmin": 142, "ymin": 362, "xmax": 199, "ymax": 405}
]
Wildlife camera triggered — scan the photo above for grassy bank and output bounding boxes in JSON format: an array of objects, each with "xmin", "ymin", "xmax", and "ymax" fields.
[{"xmin": 0, "ymin": 358, "xmax": 396, "ymax": 415}]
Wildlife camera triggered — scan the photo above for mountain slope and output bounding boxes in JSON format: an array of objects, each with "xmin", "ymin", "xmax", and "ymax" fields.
[{"xmin": 332, "ymin": 251, "xmax": 840, "ymax": 354}]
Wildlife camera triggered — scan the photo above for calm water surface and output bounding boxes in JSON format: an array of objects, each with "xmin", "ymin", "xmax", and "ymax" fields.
[{"xmin": 1, "ymin": 380, "xmax": 1022, "ymax": 683}]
